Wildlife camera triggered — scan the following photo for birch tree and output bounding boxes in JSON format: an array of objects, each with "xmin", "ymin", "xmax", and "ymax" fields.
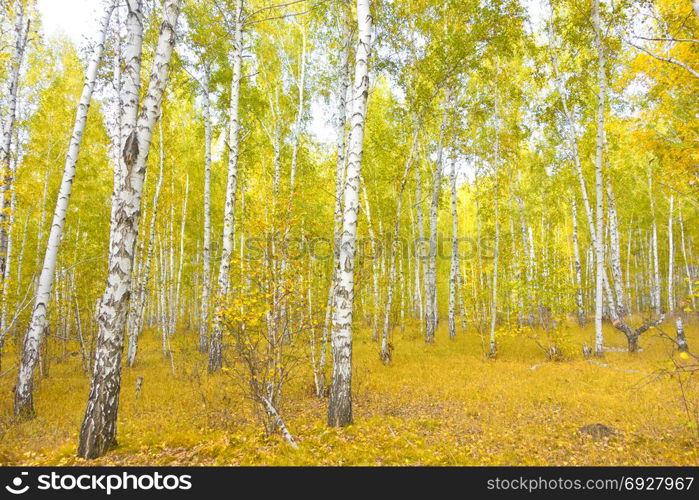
[
  {"xmin": 78, "ymin": 0, "xmax": 183, "ymax": 459},
  {"xmin": 424, "ymin": 103, "xmax": 448, "ymax": 344},
  {"xmin": 0, "ymin": 0, "xmax": 30, "ymax": 283},
  {"xmin": 328, "ymin": 0, "xmax": 372, "ymax": 428},
  {"xmin": 209, "ymin": 0, "xmax": 243, "ymax": 373},
  {"xmin": 448, "ymin": 158, "xmax": 459, "ymax": 339},
  {"xmin": 592, "ymin": 0, "xmax": 606, "ymax": 357},
  {"xmin": 200, "ymin": 67, "xmax": 212, "ymax": 353},
  {"xmin": 13, "ymin": 0, "xmax": 116, "ymax": 419}
]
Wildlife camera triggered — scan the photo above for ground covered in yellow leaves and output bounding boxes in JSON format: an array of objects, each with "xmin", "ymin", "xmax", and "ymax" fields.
[{"xmin": 1, "ymin": 318, "xmax": 697, "ymax": 466}]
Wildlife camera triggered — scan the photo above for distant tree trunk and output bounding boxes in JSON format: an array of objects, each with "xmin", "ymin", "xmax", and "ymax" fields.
[
  {"xmin": 679, "ymin": 206, "xmax": 695, "ymax": 310},
  {"xmin": 489, "ymin": 68, "xmax": 501, "ymax": 358},
  {"xmin": 200, "ymin": 67, "xmax": 212, "ymax": 353},
  {"xmin": 209, "ymin": 0, "xmax": 243, "ymax": 373},
  {"xmin": 288, "ymin": 23, "xmax": 307, "ymax": 192},
  {"xmin": 171, "ymin": 175, "xmax": 188, "ymax": 336},
  {"xmin": 380, "ymin": 126, "xmax": 420, "ymax": 363},
  {"xmin": 425, "ymin": 102, "xmax": 448, "ymax": 344},
  {"xmin": 127, "ymin": 121, "xmax": 164, "ymax": 367},
  {"xmin": 13, "ymin": 1, "xmax": 116, "ymax": 419},
  {"xmin": 361, "ymin": 183, "xmax": 380, "ymax": 343},
  {"xmin": 648, "ymin": 167, "xmax": 661, "ymax": 315},
  {"xmin": 606, "ymin": 179, "xmax": 625, "ymax": 317},
  {"xmin": 667, "ymin": 195, "xmax": 674, "ymax": 312},
  {"xmin": 571, "ymin": 195, "xmax": 585, "ymax": 326},
  {"xmin": 415, "ymin": 161, "xmax": 426, "ymax": 337},
  {"xmin": 78, "ymin": 0, "xmax": 182, "ymax": 459},
  {"xmin": 328, "ymin": 0, "xmax": 372, "ymax": 428},
  {"xmin": 675, "ymin": 315, "xmax": 688, "ymax": 352},
  {"xmin": 448, "ymin": 159, "xmax": 459, "ymax": 339},
  {"xmin": 592, "ymin": 0, "xmax": 606, "ymax": 357}
]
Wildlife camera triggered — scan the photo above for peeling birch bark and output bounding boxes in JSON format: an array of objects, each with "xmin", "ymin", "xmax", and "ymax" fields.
[{"xmin": 328, "ymin": 0, "xmax": 372, "ymax": 428}]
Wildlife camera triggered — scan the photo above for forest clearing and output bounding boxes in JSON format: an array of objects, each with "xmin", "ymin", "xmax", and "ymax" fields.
[
  {"xmin": 0, "ymin": 0, "xmax": 698, "ymax": 468},
  {"xmin": 0, "ymin": 319, "xmax": 697, "ymax": 466}
]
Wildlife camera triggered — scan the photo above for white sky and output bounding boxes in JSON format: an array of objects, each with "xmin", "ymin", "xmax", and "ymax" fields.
[{"xmin": 37, "ymin": 0, "xmax": 102, "ymax": 48}]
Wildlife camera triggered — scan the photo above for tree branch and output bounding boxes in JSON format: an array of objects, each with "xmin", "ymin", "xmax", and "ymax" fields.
[{"xmin": 624, "ymin": 38, "xmax": 699, "ymax": 79}]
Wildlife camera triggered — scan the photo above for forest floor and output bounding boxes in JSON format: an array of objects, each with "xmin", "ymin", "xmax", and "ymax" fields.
[{"xmin": 0, "ymin": 317, "xmax": 697, "ymax": 465}]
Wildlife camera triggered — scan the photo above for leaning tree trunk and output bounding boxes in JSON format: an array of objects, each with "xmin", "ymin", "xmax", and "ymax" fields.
[
  {"xmin": 328, "ymin": 0, "xmax": 372, "ymax": 428},
  {"xmin": 592, "ymin": 0, "xmax": 606, "ymax": 357},
  {"xmin": 13, "ymin": 1, "xmax": 116, "ymax": 419},
  {"xmin": 209, "ymin": 0, "xmax": 243, "ymax": 373},
  {"xmin": 78, "ymin": 0, "xmax": 182, "ymax": 459}
]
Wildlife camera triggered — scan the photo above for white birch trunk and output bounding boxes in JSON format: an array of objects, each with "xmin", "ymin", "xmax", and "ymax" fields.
[
  {"xmin": 126, "ymin": 121, "xmax": 164, "ymax": 367},
  {"xmin": 319, "ymin": 10, "xmax": 351, "ymax": 397},
  {"xmin": 328, "ymin": 0, "xmax": 372, "ymax": 427},
  {"xmin": 592, "ymin": 0, "xmax": 606, "ymax": 357},
  {"xmin": 380, "ymin": 126, "xmax": 420, "ymax": 363},
  {"xmin": 78, "ymin": 0, "xmax": 182, "ymax": 459},
  {"xmin": 606, "ymin": 179, "xmax": 625, "ymax": 318},
  {"xmin": 0, "ymin": 1, "xmax": 30, "ymax": 280},
  {"xmin": 13, "ymin": 1, "xmax": 116, "ymax": 418},
  {"xmin": 209, "ymin": 0, "xmax": 243, "ymax": 373},
  {"xmin": 361, "ymin": 183, "xmax": 380, "ymax": 343},
  {"xmin": 415, "ymin": 159, "xmax": 426, "ymax": 336},
  {"xmin": 448, "ymin": 159, "xmax": 458, "ymax": 339},
  {"xmin": 170, "ymin": 175, "xmax": 188, "ymax": 335},
  {"xmin": 288, "ymin": 24, "xmax": 306, "ymax": 192},
  {"xmin": 571, "ymin": 195, "xmax": 585, "ymax": 326},
  {"xmin": 679, "ymin": 207, "xmax": 695, "ymax": 310},
  {"xmin": 200, "ymin": 68, "xmax": 212, "ymax": 353},
  {"xmin": 649, "ymin": 168, "xmax": 661, "ymax": 315},
  {"xmin": 425, "ymin": 102, "xmax": 448, "ymax": 344},
  {"xmin": 489, "ymin": 68, "xmax": 501, "ymax": 358},
  {"xmin": 667, "ymin": 195, "xmax": 674, "ymax": 312}
]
